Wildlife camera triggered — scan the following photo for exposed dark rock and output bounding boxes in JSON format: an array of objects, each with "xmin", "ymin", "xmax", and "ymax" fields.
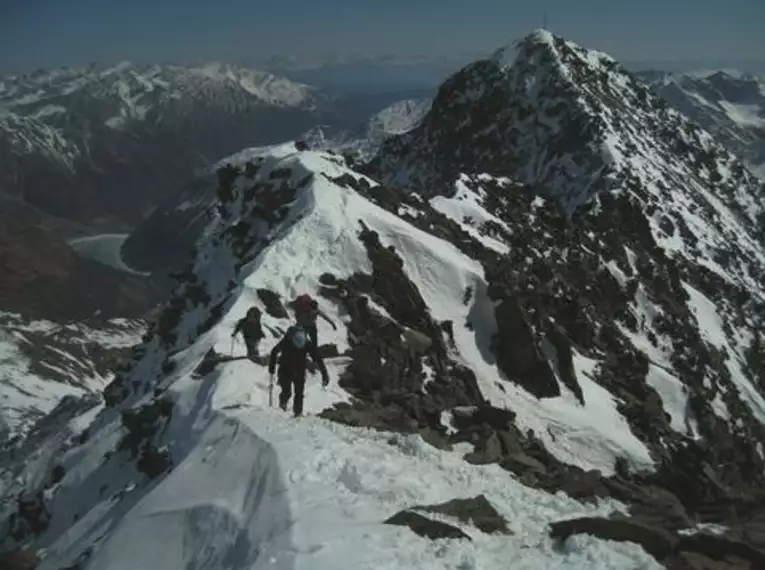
[
  {"xmin": 319, "ymin": 272, "xmax": 338, "ymax": 286},
  {"xmin": 545, "ymin": 320, "xmax": 584, "ymax": 404},
  {"xmin": 416, "ymin": 495, "xmax": 512, "ymax": 535},
  {"xmin": 117, "ymin": 399, "xmax": 173, "ymax": 460},
  {"xmin": 493, "ymin": 296, "xmax": 560, "ymax": 399},
  {"xmin": 8, "ymin": 493, "xmax": 50, "ymax": 543},
  {"xmin": 0, "ymin": 548, "xmax": 39, "ymax": 570},
  {"xmin": 194, "ymin": 349, "xmax": 221, "ymax": 377},
  {"xmin": 50, "ymin": 465, "xmax": 66, "ymax": 485},
  {"xmin": 136, "ymin": 446, "xmax": 171, "ymax": 479},
  {"xmin": 665, "ymin": 550, "xmax": 748, "ymax": 570},
  {"xmin": 256, "ymin": 288, "xmax": 289, "ymax": 318},
  {"xmin": 603, "ymin": 479, "xmax": 693, "ymax": 531},
  {"xmin": 677, "ymin": 532, "xmax": 765, "ymax": 568},
  {"xmin": 549, "ymin": 515, "xmax": 677, "ymax": 560},
  {"xmin": 385, "ymin": 510, "xmax": 471, "ymax": 541},
  {"xmin": 316, "ymin": 343, "xmax": 340, "ymax": 359}
]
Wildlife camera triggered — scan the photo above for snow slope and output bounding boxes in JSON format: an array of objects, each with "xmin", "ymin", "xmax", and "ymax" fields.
[
  {"xmin": 1, "ymin": 150, "xmax": 665, "ymax": 569},
  {"xmin": 638, "ymin": 70, "xmax": 765, "ymax": 180},
  {"xmin": 0, "ymin": 313, "xmax": 143, "ymax": 440}
]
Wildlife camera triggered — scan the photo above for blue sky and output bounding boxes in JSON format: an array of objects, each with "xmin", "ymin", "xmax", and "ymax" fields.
[{"xmin": 1, "ymin": 0, "xmax": 763, "ymax": 73}]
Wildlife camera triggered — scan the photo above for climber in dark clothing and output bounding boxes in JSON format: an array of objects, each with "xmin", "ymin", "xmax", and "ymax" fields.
[
  {"xmin": 232, "ymin": 307, "xmax": 265, "ymax": 359},
  {"xmin": 289, "ymin": 295, "xmax": 337, "ymax": 347},
  {"xmin": 269, "ymin": 325, "xmax": 330, "ymax": 416}
]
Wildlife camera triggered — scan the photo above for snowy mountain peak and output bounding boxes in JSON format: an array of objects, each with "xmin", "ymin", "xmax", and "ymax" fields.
[
  {"xmin": 491, "ymin": 28, "xmax": 617, "ymax": 78},
  {"xmin": 373, "ymin": 31, "xmax": 765, "ymax": 256}
]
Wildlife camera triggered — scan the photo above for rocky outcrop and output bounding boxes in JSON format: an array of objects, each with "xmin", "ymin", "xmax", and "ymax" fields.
[
  {"xmin": 318, "ymin": 250, "xmax": 483, "ymax": 435},
  {"xmin": 384, "ymin": 511, "xmax": 471, "ymax": 541},
  {"xmin": 385, "ymin": 494, "xmax": 510, "ymax": 541},
  {"xmin": 414, "ymin": 495, "xmax": 512, "ymax": 535},
  {"xmin": 256, "ymin": 288, "xmax": 289, "ymax": 319},
  {"xmin": 549, "ymin": 513, "xmax": 765, "ymax": 570},
  {"xmin": 0, "ymin": 548, "xmax": 39, "ymax": 570},
  {"xmin": 493, "ymin": 295, "xmax": 560, "ymax": 399},
  {"xmin": 116, "ymin": 398, "xmax": 173, "ymax": 479},
  {"xmin": 550, "ymin": 515, "xmax": 678, "ymax": 560}
]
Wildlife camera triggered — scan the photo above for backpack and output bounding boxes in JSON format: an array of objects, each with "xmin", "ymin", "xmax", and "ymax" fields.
[{"xmin": 286, "ymin": 325, "xmax": 308, "ymax": 349}]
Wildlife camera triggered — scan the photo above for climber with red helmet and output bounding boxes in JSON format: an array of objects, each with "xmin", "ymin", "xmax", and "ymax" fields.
[
  {"xmin": 289, "ymin": 293, "xmax": 337, "ymax": 347},
  {"xmin": 268, "ymin": 321, "xmax": 329, "ymax": 416}
]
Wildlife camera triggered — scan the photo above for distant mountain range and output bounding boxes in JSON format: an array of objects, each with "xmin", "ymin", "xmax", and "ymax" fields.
[
  {"xmin": 0, "ymin": 61, "xmax": 378, "ymax": 227},
  {"xmin": 0, "ymin": 62, "xmax": 428, "ymax": 319}
]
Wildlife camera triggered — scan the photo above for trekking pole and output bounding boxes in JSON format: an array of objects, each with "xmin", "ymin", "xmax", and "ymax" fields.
[
  {"xmin": 268, "ymin": 373, "xmax": 275, "ymax": 407},
  {"xmin": 230, "ymin": 337, "xmax": 235, "ymax": 356}
]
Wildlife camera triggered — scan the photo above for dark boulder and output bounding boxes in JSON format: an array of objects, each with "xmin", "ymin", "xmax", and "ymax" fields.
[
  {"xmin": 665, "ymin": 550, "xmax": 747, "ymax": 570},
  {"xmin": 385, "ymin": 510, "xmax": 471, "ymax": 541},
  {"xmin": 494, "ymin": 296, "xmax": 560, "ymax": 399},
  {"xmin": 416, "ymin": 495, "xmax": 512, "ymax": 535},
  {"xmin": 256, "ymin": 288, "xmax": 289, "ymax": 319},
  {"xmin": 0, "ymin": 549, "xmax": 39, "ymax": 570},
  {"xmin": 549, "ymin": 515, "xmax": 677, "ymax": 561},
  {"xmin": 677, "ymin": 532, "xmax": 765, "ymax": 569}
]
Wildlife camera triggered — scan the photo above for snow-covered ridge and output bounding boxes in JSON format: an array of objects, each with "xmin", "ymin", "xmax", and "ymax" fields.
[
  {"xmin": 4, "ymin": 141, "xmax": 764, "ymax": 568},
  {"xmin": 3, "ymin": 30, "xmax": 765, "ymax": 569},
  {"xmin": 120, "ymin": 97, "xmax": 431, "ymax": 274},
  {"xmin": 299, "ymin": 98, "xmax": 432, "ymax": 160},
  {"xmin": 0, "ymin": 149, "xmax": 673, "ymax": 569}
]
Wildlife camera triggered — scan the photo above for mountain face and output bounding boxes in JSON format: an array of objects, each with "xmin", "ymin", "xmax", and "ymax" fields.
[
  {"xmin": 0, "ymin": 62, "xmax": 374, "ymax": 228},
  {"xmin": 0, "ymin": 193, "xmax": 165, "ymax": 321},
  {"xmin": 0, "ymin": 313, "xmax": 143, "ymax": 441},
  {"xmin": 120, "ymin": 99, "xmax": 431, "ymax": 273},
  {"xmin": 2, "ymin": 31, "xmax": 765, "ymax": 569},
  {"xmin": 636, "ymin": 70, "xmax": 765, "ymax": 179},
  {"xmin": 303, "ymin": 97, "xmax": 432, "ymax": 159}
]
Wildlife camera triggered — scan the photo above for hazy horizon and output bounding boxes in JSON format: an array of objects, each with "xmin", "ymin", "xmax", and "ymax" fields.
[{"xmin": 2, "ymin": 0, "xmax": 763, "ymax": 77}]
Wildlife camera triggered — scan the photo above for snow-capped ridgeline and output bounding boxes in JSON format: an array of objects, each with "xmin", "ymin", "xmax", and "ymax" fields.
[
  {"xmin": 0, "ymin": 61, "xmax": 318, "ymax": 172},
  {"xmin": 119, "ymin": 97, "xmax": 431, "ymax": 273},
  {"xmin": 376, "ymin": 30, "xmax": 764, "ymax": 221},
  {"xmin": 2, "ymin": 30, "xmax": 765, "ymax": 570},
  {"xmin": 0, "ymin": 61, "xmax": 316, "ymax": 114},
  {"xmin": 0, "ymin": 62, "xmax": 357, "ymax": 234},
  {"xmin": 1, "ymin": 150, "xmax": 665, "ymax": 570}
]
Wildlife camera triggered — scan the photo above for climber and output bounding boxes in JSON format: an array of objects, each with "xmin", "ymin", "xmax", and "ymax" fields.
[
  {"xmin": 231, "ymin": 306, "xmax": 264, "ymax": 359},
  {"xmin": 269, "ymin": 324, "xmax": 329, "ymax": 416},
  {"xmin": 290, "ymin": 294, "xmax": 337, "ymax": 346}
]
